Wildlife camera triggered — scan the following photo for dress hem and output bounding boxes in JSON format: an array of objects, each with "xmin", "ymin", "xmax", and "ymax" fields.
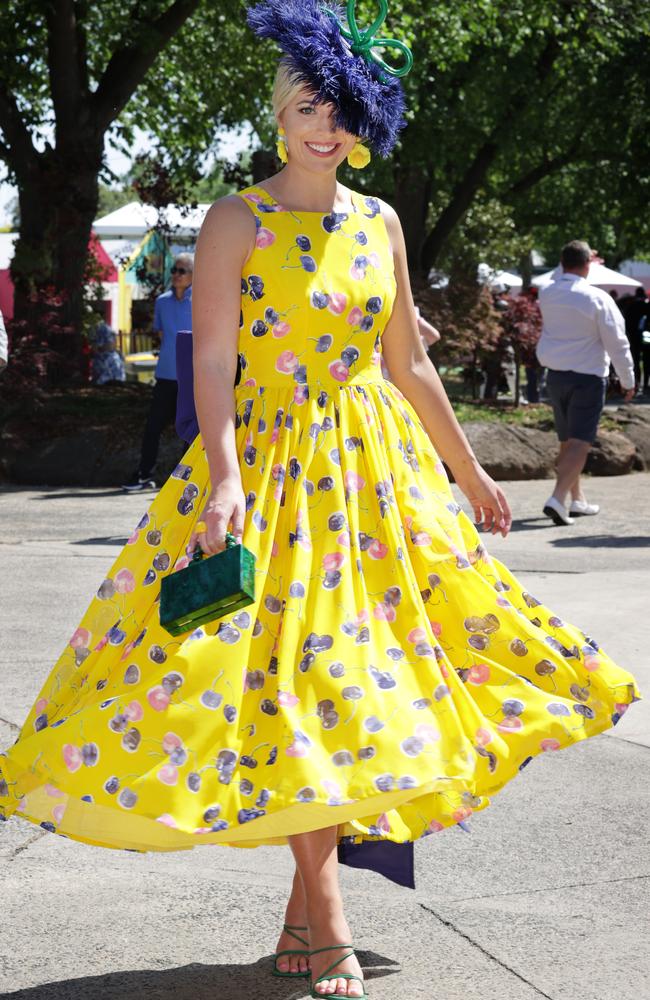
[{"xmin": 1, "ymin": 705, "xmax": 631, "ymax": 855}]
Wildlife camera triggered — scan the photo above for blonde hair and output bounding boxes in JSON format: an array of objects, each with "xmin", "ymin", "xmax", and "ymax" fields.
[{"xmin": 272, "ymin": 60, "xmax": 315, "ymax": 119}]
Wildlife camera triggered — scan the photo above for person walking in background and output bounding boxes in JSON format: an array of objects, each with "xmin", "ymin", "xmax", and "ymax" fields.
[
  {"xmin": 620, "ymin": 285, "xmax": 649, "ymax": 393},
  {"xmin": 537, "ymin": 240, "xmax": 635, "ymax": 526},
  {"xmin": 639, "ymin": 306, "xmax": 650, "ymax": 396},
  {"xmin": 122, "ymin": 253, "xmax": 194, "ymax": 491}
]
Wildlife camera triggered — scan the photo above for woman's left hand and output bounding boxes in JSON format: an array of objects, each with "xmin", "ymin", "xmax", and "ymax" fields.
[{"xmin": 454, "ymin": 463, "xmax": 512, "ymax": 537}]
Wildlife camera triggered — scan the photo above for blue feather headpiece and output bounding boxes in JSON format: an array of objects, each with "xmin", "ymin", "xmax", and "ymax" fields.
[{"xmin": 246, "ymin": 0, "xmax": 412, "ymax": 157}]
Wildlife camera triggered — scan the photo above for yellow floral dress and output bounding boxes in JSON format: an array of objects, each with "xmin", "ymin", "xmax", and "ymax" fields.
[{"xmin": 0, "ymin": 186, "xmax": 640, "ymax": 864}]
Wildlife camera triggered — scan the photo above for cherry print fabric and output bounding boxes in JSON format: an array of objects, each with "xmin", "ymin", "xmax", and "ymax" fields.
[{"xmin": 0, "ymin": 186, "xmax": 640, "ymax": 864}]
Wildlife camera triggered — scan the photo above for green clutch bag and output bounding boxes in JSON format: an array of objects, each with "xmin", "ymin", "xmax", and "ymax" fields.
[{"xmin": 160, "ymin": 530, "xmax": 255, "ymax": 637}]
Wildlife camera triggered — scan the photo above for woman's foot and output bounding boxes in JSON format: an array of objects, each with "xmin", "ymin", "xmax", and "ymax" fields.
[
  {"xmin": 308, "ymin": 909, "xmax": 365, "ymax": 997},
  {"xmin": 274, "ymin": 924, "xmax": 310, "ymax": 976},
  {"xmin": 274, "ymin": 871, "xmax": 310, "ymax": 976}
]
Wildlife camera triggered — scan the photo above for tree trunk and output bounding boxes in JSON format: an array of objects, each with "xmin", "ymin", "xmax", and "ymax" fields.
[
  {"xmin": 514, "ymin": 349, "xmax": 521, "ymax": 408},
  {"xmin": 519, "ymin": 251, "xmax": 533, "ymax": 291},
  {"xmin": 419, "ymin": 138, "xmax": 499, "ymax": 274},
  {"xmin": 11, "ymin": 141, "xmax": 103, "ymax": 381},
  {"xmin": 251, "ymin": 148, "xmax": 278, "ymax": 184},
  {"xmin": 393, "ymin": 164, "xmax": 431, "ymax": 271}
]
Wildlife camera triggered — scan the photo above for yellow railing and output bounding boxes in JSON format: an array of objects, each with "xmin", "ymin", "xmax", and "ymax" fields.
[{"xmin": 117, "ymin": 330, "xmax": 157, "ymax": 355}]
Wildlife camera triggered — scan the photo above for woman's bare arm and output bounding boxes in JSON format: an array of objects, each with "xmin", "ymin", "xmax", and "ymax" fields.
[
  {"xmin": 380, "ymin": 202, "xmax": 511, "ymax": 536},
  {"xmin": 190, "ymin": 195, "xmax": 256, "ymax": 552}
]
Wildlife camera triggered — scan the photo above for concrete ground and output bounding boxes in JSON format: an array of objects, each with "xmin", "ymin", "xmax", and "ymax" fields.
[{"xmin": 1, "ymin": 475, "xmax": 649, "ymax": 1000}]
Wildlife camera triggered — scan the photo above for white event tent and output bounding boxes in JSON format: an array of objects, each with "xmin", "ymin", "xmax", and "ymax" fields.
[
  {"xmin": 431, "ymin": 264, "xmax": 524, "ymax": 293},
  {"xmin": 533, "ymin": 263, "xmax": 642, "ymax": 297},
  {"xmin": 93, "ymin": 202, "xmax": 211, "ymax": 240},
  {"xmin": 618, "ymin": 259, "xmax": 650, "ymax": 288},
  {"xmin": 91, "ymin": 202, "xmax": 211, "ymax": 331}
]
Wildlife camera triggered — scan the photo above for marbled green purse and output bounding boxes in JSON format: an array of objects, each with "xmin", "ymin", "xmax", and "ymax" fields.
[{"xmin": 160, "ymin": 530, "xmax": 255, "ymax": 637}]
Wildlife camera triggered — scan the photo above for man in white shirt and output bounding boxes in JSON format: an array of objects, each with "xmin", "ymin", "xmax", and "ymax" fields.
[{"xmin": 537, "ymin": 240, "xmax": 635, "ymax": 525}]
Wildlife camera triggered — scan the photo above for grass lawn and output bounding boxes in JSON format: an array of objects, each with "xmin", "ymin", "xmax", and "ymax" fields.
[{"xmin": 441, "ymin": 369, "xmax": 621, "ymax": 432}]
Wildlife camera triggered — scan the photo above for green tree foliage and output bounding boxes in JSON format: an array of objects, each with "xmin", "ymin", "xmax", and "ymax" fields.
[
  {"xmin": 2, "ymin": 0, "xmax": 649, "ymax": 385},
  {"xmin": 0, "ymin": 0, "xmax": 264, "ymax": 364},
  {"xmin": 344, "ymin": 0, "xmax": 650, "ymax": 273}
]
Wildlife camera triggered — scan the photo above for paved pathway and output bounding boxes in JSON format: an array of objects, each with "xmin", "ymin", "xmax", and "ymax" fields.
[{"xmin": 1, "ymin": 476, "xmax": 648, "ymax": 999}]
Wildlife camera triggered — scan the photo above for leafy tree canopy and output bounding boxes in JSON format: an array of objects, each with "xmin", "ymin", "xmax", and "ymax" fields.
[{"xmin": 1, "ymin": 0, "xmax": 648, "ymax": 364}]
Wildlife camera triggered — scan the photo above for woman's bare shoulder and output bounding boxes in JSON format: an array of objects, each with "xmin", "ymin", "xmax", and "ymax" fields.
[
  {"xmin": 372, "ymin": 197, "xmax": 403, "ymax": 257},
  {"xmin": 375, "ymin": 197, "xmax": 400, "ymax": 228},
  {"xmin": 200, "ymin": 193, "xmax": 257, "ymax": 233},
  {"xmin": 197, "ymin": 194, "xmax": 257, "ymax": 257}
]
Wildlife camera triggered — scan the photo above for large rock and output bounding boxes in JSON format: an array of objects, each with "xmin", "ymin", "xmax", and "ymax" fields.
[
  {"xmin": 462, "ymin": 421, "xmax": 556, "ymax": 480},
  {"xmin": 585, "ymin": 428, "xmax": 637, "ymax": 476},
  {"xmin": 1, "ymin": 404, "xmax": 645, "ymax": 485},
  {"xmin": 608, "ymin": 405, "xmax": 650, "ymax": 470}
]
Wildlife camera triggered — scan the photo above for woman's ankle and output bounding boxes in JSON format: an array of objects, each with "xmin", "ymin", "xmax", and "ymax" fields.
[{"xmin": 306, "ymin": 895, "xmax": 347, "ymax": 927}]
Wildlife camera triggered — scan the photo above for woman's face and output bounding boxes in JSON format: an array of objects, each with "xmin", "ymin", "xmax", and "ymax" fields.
[{"xmin": 278, "ymin": 87, "xmax": 357, "ymax": 171}]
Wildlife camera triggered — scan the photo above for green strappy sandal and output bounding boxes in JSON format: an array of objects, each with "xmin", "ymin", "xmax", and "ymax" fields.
[
  {"xmin": 273, "ymin": 923, "xmax": 310, "ymax": 978},
  {"xmin": 309, "ymin": 943, "xmax": 368, "ymax": 999}
]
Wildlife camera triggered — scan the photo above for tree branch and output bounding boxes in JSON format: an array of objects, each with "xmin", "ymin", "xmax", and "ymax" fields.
[
  {"xmin": 92, "ymin": 0, "xmax": 201, "ymax": 133},
  {"xmin": 516, "ymin": 213, "xmax": 570, "ymax": 227},
  {"xmin": 504, "ymin": 147, "xmax": 578, "ymax": 198},
  {"xmin": 0, "ymin": 84, "xmax": 39, "ymax": 182},
  {"xmin": 45, "ymin": 0, "xmax": 87, "ymax": 141},
  {"xmin": 419, "ymin": 36, "xmax": 561, "ymax": 272}
]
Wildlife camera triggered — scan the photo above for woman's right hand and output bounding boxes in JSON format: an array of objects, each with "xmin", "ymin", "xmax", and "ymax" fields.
[{"xmin": 189, "ymin": 477, "xmax": 246, "ymax": 556}]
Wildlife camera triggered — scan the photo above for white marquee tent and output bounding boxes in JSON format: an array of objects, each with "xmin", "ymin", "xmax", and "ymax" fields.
[
  {"xmin": 619, "ymin": 259, "xmax": 650, "ymax": 288},
  {"xmin": 93, "ymin": 202, "xmax": 211, "ymax": 240},
  {"xmin": 533, "ymin": 263, "xmax": 642, "ymax": 297}
]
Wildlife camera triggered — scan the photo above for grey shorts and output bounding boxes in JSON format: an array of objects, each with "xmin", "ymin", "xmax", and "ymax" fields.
[{"xmin": 546, "ymin": 369, "xmax": 607, "ymax": 443}]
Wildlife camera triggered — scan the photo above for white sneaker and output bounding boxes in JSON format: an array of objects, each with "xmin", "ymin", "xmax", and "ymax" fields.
[
  {"xmin": 569, "ymin": 500, "xmax": 600, "ymax": 516},
  {"xmin": 543, "ymin": 496, "xmax": 574, "ymax": 526}
]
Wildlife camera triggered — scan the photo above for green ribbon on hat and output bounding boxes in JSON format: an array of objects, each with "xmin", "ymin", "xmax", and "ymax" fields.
[{"xmin": 325, "ymin": 0, "xmax": 413, "ymax": 79}]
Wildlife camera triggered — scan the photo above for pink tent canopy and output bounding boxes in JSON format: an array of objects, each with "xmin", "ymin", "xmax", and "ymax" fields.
[
  {"xmin": 88, "ymin": 232, "xmax": 118, "ymax": 283},
  {"xmin": 0, "ymin": 231, "xmax": 118, "ymax": 322}
]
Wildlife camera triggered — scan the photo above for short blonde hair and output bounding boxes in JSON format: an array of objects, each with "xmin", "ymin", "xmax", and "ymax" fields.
[{"xmin": 272, "ymin": 60, "xmax": 315, "ymax": 119}]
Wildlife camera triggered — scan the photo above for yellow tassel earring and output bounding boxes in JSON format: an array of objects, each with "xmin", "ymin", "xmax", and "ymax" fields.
[
  {"xmin": 347, "ymin": 141, "xmax": 371, "ymax": 169},
  {"xmin": 276, "ymin": 126, "xmax": 288, "ymax": 164}
]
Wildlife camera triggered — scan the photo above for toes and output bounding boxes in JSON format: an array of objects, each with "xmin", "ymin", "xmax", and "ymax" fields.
[{"xmin": 336, "ymin": 978, "xmax": 349, "ymax": 995}]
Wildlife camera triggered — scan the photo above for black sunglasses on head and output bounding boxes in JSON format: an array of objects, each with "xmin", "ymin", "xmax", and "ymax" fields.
[{"xmin": 171, "ymin": 266, "xmax": 189, "ymax": 275}]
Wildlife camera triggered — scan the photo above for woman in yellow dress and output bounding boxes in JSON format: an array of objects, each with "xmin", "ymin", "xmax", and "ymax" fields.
[{"xmin": 0, "ymin": 2, "xmax": 641, "ymax": 998}]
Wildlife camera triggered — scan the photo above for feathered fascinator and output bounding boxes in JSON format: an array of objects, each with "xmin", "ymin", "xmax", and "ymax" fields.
[{"xmin": 246, "ymin": 0, "xmax": 413, "ymax": 156}]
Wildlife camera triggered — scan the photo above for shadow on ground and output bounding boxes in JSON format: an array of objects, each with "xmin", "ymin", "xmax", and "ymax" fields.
[
  {"xmin": 72, "ymin": 536, "xmax": 130, "ymax": 546},
  {"xmin": 508, "ymin": 517, "xmax": 558, "ymax": 532},
  {"xmin": 32, "ymin": 490, "xmax": 141, "ymax": 500},
  {"xmin": 2, "ymin": 952, "xmax": 399, "ymax": 1000},
  {"xmin": 551, "ymin": 534, "xmax": 650, "ymax": 548}
]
